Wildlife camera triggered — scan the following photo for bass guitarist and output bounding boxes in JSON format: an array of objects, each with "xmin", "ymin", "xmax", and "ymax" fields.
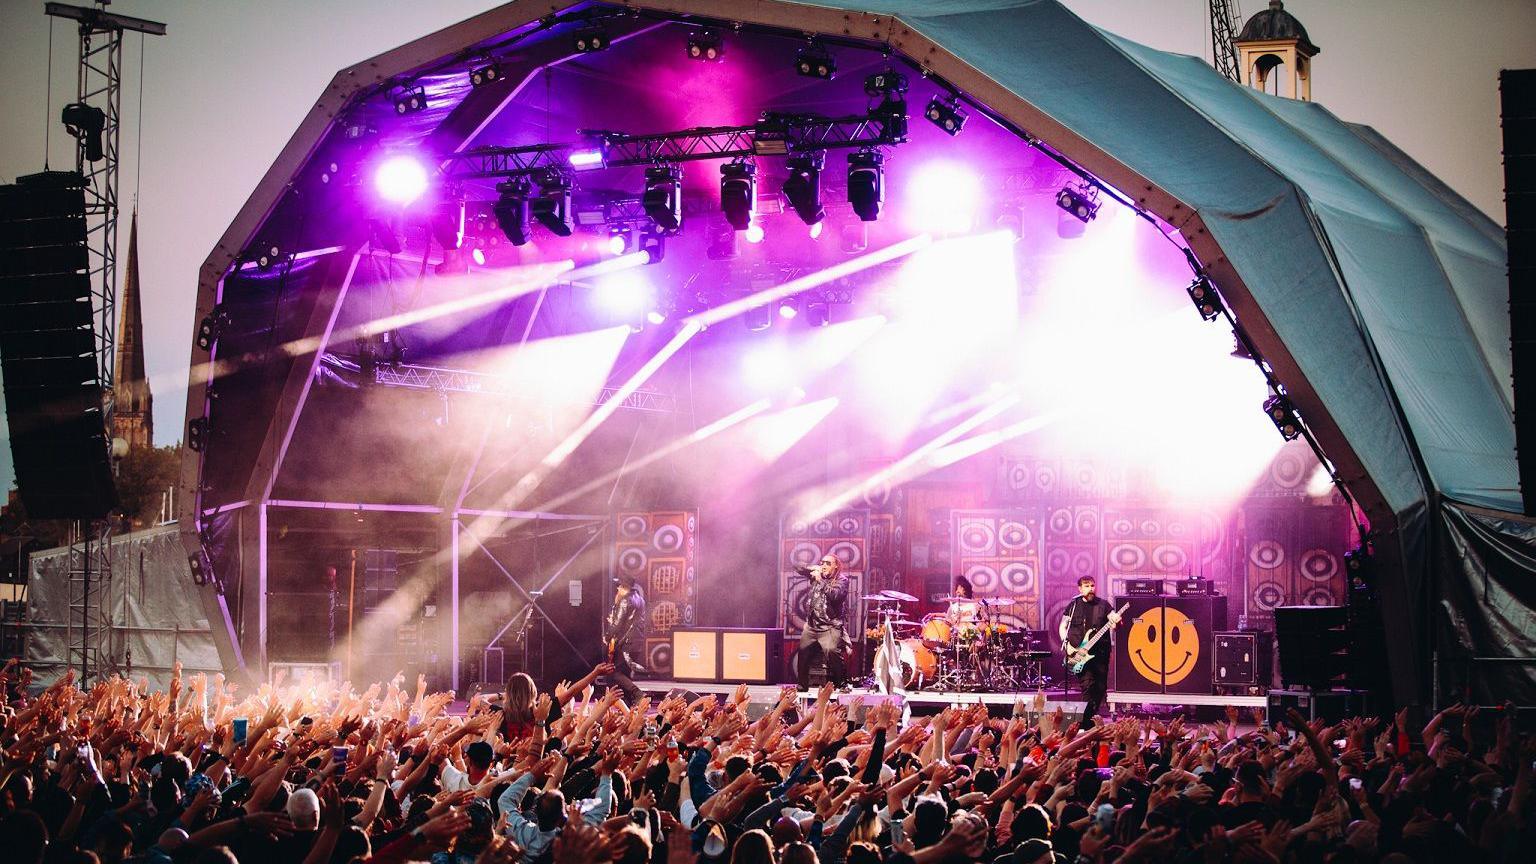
[
  {"xmin": 604, "ymin": 571, "xmax": 645, "ymax": 704},
  {"xmin": 1058, "ymin": 575, "xmax": 1122, "ymax": 729}
]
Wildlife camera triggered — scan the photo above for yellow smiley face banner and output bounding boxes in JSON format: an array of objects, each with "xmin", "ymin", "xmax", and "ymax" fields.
[{"xmin": 1113, "ymin": 596, "xmax": 1227, "ymax": 694}]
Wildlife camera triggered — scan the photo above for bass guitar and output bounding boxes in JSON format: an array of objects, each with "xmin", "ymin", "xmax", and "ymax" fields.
[{"xmin": 1065, "ymin": 602, "xmax": 1129, "ymax": 674}]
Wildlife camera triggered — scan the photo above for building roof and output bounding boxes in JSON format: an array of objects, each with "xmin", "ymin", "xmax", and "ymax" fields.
[{"xmin": 1235, "ymin": 0, "xmax": 1321, "ymax": 54}]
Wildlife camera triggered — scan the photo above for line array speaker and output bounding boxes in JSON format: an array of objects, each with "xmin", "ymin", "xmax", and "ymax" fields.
[{"xmin": 0, "ymin": 171, "xmax": 115, "ymax": 519}]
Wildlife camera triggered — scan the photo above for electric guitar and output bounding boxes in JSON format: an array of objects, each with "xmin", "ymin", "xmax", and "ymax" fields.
[{"xmin": 1065, "ymin": 602, "xmax": 1129, "ymax": 674}]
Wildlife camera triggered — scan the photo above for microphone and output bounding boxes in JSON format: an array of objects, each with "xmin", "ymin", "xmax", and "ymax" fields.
[{"xmin": 794, "ymin": 564, "xmax": 816, "ymax": 578}]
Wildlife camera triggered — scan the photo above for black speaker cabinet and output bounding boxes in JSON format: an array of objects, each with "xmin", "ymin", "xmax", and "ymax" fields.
[
  {"xmin": 1267, "ymin": 688, "xmax": 1371, "ymax": 726},
  {"xmin": 1213, "ymin": 631, "xmax": 1273, "ymax": 688},
  {"xmin": 1113, "ymin": 595, "xmax": 1226, "ymax": 695}
]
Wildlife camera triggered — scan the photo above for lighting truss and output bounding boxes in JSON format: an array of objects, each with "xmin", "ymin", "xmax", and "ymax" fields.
[
  {"xmin": 369, "ymin": 361, "xmax": 681, "ymax": 414},
  {"xmin": 444, "ymin": 110, "xmax": 906, "ymax": 182}
]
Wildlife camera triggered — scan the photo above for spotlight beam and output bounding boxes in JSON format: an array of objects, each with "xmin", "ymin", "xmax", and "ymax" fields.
[
  {"xmin": 684, "ymin": 234, "xmax": 931, "ymax": 330},
  {"xmin": 801, "ymin": 391, "xmax": 1020, "ymax": 523},
  {"xmin": 529, "ymin": 399, "xmax": 773, "ymax": 514}
]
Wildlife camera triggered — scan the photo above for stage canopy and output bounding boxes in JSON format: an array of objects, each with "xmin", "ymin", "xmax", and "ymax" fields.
[{"xmin": 181, "ymin": 0, "xmax": 1521, "ymax": 702}]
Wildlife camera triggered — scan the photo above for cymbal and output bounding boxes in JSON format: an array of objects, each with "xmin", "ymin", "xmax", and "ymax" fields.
[
  {"xmin": 887, "ymin": 619, "xmax": 921, "ymax": 626},
  {"xmin": 863, "ymin": 593, "xmax": 896, "ymax": 601},
  {"xmin": 881, "ymin": 589, "xmax": 919, "ymax": 602}
]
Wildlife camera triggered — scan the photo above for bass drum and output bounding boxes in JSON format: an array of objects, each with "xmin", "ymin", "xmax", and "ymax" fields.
[{"xmin": 875, "ymin": 637, "xmax": 937, "ymax": 689}]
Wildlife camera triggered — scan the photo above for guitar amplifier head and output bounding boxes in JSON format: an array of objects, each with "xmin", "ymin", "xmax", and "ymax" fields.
[
  {"xmin": 1176, "ymin": 578, "xmax": 1215, "ymax": 596},
  {"xmin": 1123, "ymin": 578, "xmax": 1165, "ymax": 596}
]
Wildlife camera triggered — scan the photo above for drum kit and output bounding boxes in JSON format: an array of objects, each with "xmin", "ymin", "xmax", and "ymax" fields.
[{"xmin": 862, "ymin": 590, "xmax": 1053, "ymax": 692}]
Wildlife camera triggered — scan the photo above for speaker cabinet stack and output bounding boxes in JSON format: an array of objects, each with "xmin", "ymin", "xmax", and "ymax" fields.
[
  {"xmin": 1213, "ymin": 630, "xmax": 1273, "ymax": 691},
  {"xmin": 1273, "ymin": 605, "xmax": 1348, "ymax": 690},
  {"xmin": 0, "ymin": 171, "xmax": 116, "ymax": 519},
  {"xmin": 1112, "ymin": 595, "xmax": 1226, "ymax": 695}
]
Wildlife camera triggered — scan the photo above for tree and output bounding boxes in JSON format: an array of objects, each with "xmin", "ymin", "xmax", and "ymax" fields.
[{"xmin": 112, "ymin": 443, "xmax": 182, "ymax": 530}]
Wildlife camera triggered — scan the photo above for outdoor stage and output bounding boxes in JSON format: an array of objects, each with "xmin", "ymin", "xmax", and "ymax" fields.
[{"xmin": 633, "ymin": 679, "xmax": 1268, "ymax": 714}]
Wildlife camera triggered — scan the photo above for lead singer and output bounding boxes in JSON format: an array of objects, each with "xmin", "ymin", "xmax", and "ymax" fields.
[{"xmin": 793, "ymin": 554, "xmax": 849, "ymax": 691}]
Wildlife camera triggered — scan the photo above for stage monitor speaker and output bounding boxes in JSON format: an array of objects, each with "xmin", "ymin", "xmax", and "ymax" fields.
[
  {"xmin": 1503, "ymin": 69, "xmax": 1536, "ymax": 514},
  {"xmin": 1213, "ymin": 630, "xmax": 1273, "ymax": 688},
  {"xmin": 1267, "ymin": 687, "xmax": 1370, "ymax": 726},
  {"xmin": 1273, "ymin": 605, "xmax": 1348, "ymax": 690},
  {"xmin": 670, "ymin": 629, "xmax": 719, "ymax": 682},
  {"xmin": 0, "ymin": 171, "xmax": 115, "ymax": 520}
]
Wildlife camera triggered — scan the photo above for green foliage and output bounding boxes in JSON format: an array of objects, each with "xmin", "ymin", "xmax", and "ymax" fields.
[{"xmin": 112, "ymin": 443, "xmax": 182, "ymax": 529}]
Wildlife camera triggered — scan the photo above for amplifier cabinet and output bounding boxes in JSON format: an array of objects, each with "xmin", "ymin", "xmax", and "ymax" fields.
[
  {"xmin": 1112, "ymin": 595, "xmax": 1226, "ymax": 695},
  {"xmin": 1213, "ymin": 630, "xmax": 1273, "ymax": 687},
  {"xmin": 670, "ymin": 628, "xmax": 782, "ymax": 683}
]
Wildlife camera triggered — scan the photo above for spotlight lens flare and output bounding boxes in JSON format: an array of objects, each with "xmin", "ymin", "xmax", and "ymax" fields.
[
  {"xmin": 905, "ymin": 161, "xmax": 981, "ymax": 235},
  {"xmin": 374, "ymin": 155, "xmax": 429, "ymax": 205}
]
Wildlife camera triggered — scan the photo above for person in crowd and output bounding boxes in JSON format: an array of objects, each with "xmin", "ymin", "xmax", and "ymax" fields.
[{"xmin": 0, "ymin": 656, "xmax": 1530, "ymax": 864}]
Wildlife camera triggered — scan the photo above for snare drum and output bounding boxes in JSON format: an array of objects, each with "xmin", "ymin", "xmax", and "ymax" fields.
[{"xmin": 920, "ymin": 613, "xmax": 952, "ymax": 647}]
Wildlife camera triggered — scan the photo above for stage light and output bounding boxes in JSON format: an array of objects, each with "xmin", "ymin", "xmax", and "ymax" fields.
[
  {"xmin": 60, "ymin": 102, "xmax": 106, "ymax": 162},
  {"xmin": 493, "ymin": 181, "xmax": 532, "ymax": 246},
  {"xmin": 1186, "ymin": 276, "xmax": 1224, "ymax": 321},
  {"xmin": 531, "ymin": 172, "xmax": 574, "ymax": 236},
  {"xmin": 646, "ymin": 309, "xmax": 668, "ymax": 326},
  {"xmin": 687, "ymin": 29, "xmax": 724, "ymax": 61},
  {"xmin": 471, "ymin": 247, "xmax": 487, "ymax": 266},
  {"xmin": 469, "ymin": 63, "xmax": 502, "ymax": 87},
  {"xmin": 642, "ymin": 164, "xmax": 684, "ymax": 234},
  {"xmin": 573, "ymin": 26, "xmax": 608, "ymax": 53},
  {"xmin": 1263, "ymin": 394, "xmax": 1302, "ymax": 440},
  {"xmin": 864, "ymin": 70, "xmax": 908, "ymax": 99},
  {"xmin": 638, "ymin": 232, "xmax": 666, "ymax": 264},
  {"xmin": 196, "ymin": 313, "xmax": 220, "ymax": 351},
  {"xmin": 188, "ymin": 417, "xmax": 208, "ymax": 452},
  {"xmin": 721, "ymin": 160, "xmax": 757, "ymax": 231},
  {"xmin": 782, "ymin": 153, "xmax": 826, "ymax": 226},
  {"xmin": 847, "ymin": 150, "xmax": 885, "ymax": 222},
  {"xmin": 594, "ymin": 272, "xmax": 649, "ymax": 316},
  {"xmin": 394, "ymin": 86, "xmax": 428, "ymax": 115},
  {"xmin": 430, "ymin": 200, "xmax": 464, "ymax": 251},
  {"xmin": 375, "ymin": 155, "xmax": 429, "ymax": 205},
  {"xmin": 795, "ymin": 45, "xmax": 836, "ymax": 79},
  {"xmin": 255, "ymin": 244, "xmax": 282, "ymax": 269},
  {"xmin": 607, "ymin": 232, "xmax": 629, "ymax": 256},
  {"xmin": 924, "ymin": 96, "xmax": 968, "ymax": 135},
  {"xmin": 567, "ymin": 148, "xmax": 605, "ymax": 169},
  {"xmin": 745, "ymin": 300, "xmax": 773, "ymax": 333},
  {"xmin": 745, "ymin": 223, "xmax": 765, "ymax": 244},
  {"xmin": 809, "ymin": 222, "xmax": 824, "ymax": 240},
  {"xmin": 778, "ymin": 298, "xmax": 799, "ymax": 319},
  {"xmin": 1056, "ymin": 183, "xmax": 1099, "ymax": 223}
]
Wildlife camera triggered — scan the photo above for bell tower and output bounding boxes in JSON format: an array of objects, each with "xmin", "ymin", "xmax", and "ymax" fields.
[{"xmin": 1234, "ymin": 0, "xmax": 1320, "ymax": 101}]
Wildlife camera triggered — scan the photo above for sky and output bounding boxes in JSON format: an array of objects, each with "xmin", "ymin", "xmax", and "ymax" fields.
[{"xmin": 0, "ymin": 0, "xmax": 1532, "ymax": 496}]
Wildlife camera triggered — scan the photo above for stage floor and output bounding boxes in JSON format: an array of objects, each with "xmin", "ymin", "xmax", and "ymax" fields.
[{"xmin": 634, "ymin": 679, "xmax": 1268, "ymax": 712}]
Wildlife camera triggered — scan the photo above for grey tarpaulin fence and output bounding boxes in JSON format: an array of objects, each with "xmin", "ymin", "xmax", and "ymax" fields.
[{"xmin": 23, "ymin": 524, "xmax": 222, "ymax": 690}]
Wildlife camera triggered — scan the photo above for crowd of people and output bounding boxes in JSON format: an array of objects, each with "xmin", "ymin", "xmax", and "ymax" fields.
[{"xmin": 0, "ymin": 657, "xmax": 1531, "ymax": 864}]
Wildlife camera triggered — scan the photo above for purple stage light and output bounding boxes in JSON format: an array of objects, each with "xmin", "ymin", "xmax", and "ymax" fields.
[
  {"xmin": 809, "ymin": 222, "xmax": 824, "ymax": 240},
  {"xmin": 375, "ymin": 155, "xmax": 428, "ymax": 205},
  {"xmin": 646, "ymin": 309, "xmax": 668, "ymax": 326},
  {"xmin": 745, "ymin": 223, "xmax": 765, "ymax": 244},
  {"xmin": 778, "ymin": 300, "xmax": 798, "ymax": 319},
  {"xmin": 470, "ymin": 247, "xmax": 486, "ymax": 266},
  {"xmin": 607, "ymin": 233, "xmax": 628, "ymax": 256},
  {"xmin": 568, "ymin": 148, "xmax": 605, "ymax": 169}
]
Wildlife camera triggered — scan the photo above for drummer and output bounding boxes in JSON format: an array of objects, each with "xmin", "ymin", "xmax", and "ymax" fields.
[{"xmin": 946, "ymin": 576, "xmax": 982, "ymax": 636}]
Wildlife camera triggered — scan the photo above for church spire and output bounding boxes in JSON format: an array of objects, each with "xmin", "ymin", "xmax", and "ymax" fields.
[{"xmin": 112, "ymin": 209, "xmax": 153, "ymax": 450}]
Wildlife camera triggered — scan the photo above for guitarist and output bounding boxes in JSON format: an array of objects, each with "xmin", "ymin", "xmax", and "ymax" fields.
[
  {"xmin": 604, "ymin": 572, "xmax": 645, "ymax": 704},
  {"xmin": 1057, "ymin": 576, "xmax": 1122, "ymax": 728}
]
